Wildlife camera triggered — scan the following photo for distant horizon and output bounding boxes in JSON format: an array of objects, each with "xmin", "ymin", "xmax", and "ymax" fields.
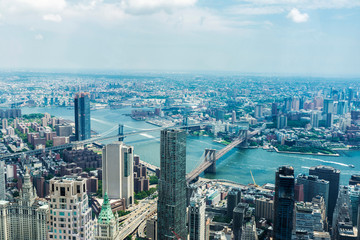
[{"xmin": 0, "ymin": 68, "xmax": 359, "ymax": 79}]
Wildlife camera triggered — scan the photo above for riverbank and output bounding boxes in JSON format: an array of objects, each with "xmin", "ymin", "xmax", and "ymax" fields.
[{"xmin": 274, "ymin": 147, "xmax": 340, "ymax": 157}]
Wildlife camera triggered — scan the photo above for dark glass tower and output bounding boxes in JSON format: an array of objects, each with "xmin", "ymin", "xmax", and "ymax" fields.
[
  {"xmin": 274, "ymin": 166, "xmax": 295, "ymax": 240},
  {"xmin": 309, "ymin": 165, "xmax": 340, "ymax": 224},
  {"xmin": 157, "ymin": 129, "xmax": 187, "ymax": 240},
  {"xmin": 74, "ymin": 92, "xmax": 91, "ymax": 141}
]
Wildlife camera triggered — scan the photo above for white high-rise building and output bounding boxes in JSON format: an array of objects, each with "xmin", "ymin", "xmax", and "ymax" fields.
[
  {"xmin": 102, "ymin": 141, "xmax": 134, "ymax": 207},
  {"xmin": 310, "ymin": 111, "xmax": 320, "ymax": 128},
  {"xmin": 47, "ymin": 177, "xmax": 94, "ymax": 240},
  {"xmin": 0, "ymin": 161, "xmax": 5, "ymax": 200},
  {"xmin": 0, "ymin": 170, "xmax": 49, "ymax": 240},
  {"xmin": 189, "ymin": 194, "xmax": 206, "ymax": 240}
]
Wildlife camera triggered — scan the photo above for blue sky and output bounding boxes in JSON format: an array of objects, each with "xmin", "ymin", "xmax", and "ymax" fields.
[{"xmin": 0, "ymin": 0, "xmax": 359, "ymax": 76}]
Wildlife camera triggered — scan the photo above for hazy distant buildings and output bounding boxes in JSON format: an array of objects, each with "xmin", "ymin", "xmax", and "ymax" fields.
[
  {"xmin": 157, "ymin": 129, "xmax": 187, "ymax": 240},
  {"xmin": 102, "ymin": 142, "xmax": 134, "ymax": 208},
  {"xmin": 274, "ymin": 166, "xmax": 295, "ymax": 240},
  {"xmin": 310, "ymin": 111, "xmax": 320, "ymax": 128},
  {"xmin": 309, "ymin": 165, "xmax": 340, "ymax": 224},
  {"xmin": 74, "ymin": 92, "xmax": 91, "ymax": 141},
  {"xmin": 323, "ymin": 99, "xmax": 334, "ymax": 114},
  {"xmin": 325, "ymin": 113, "xmax": 333, "ymax": 128},
  {"xmin": 254, "ymin": 104, "xmax": 263, "ymax": 119},
  {"xmin": 277, "ymin": 115, "xmax": 287, "ymax": 129}
]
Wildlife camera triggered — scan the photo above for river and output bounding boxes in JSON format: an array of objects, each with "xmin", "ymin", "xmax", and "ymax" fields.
[{"xmin": 21, "ymin": 107, "xmax": 360, "ymax": 186}]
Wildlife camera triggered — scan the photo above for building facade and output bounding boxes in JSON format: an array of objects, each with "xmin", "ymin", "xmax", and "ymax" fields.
[
  {"xmin": 74, "ymin": 92, "xmax": 91, "ymax": 141},
  {"xmin": 0, "ymin": 161, "xmax": 5, "ymax": 200},
  {"xmin": 102, "ymin": 141, "xmax": 134, "ymax": 208},
  {"xmin": 0, "ymin": 170, "xmax": 49, "ymax": 240},
  {"xmin": 47, "ymin": 177, "xmax": 94, "ymax": 240},
  {"xmin": 94, "ymin": 192, "xmax": 120, "ymax": 240},
  {"xmin": 157, "ymin": 129, "xmax": 187, "ymax": 240},
  {"xmin": 274, "ymin": 166, "xmax": 295, "ymax": 240},
  {"xmin": 189, "ymin": 194, "xmax": 206, "ymax": 240}
]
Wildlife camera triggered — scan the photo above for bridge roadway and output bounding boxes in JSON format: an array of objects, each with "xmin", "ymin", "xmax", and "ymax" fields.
[
  {"xmin": 185, "ymin": 130, "xmax": 260, "ymax": 183},
  {"xmin": 0, "ymin": 123, "xmax": 204, "ymax": 161}
]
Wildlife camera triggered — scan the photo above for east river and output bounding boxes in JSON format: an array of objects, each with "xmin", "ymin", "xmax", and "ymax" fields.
[{"xmin": 22, "ymin": 107, "xmax": 360, "ymax": 186}]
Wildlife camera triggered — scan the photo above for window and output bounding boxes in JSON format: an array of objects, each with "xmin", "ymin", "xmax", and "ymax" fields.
[{"xmin": 60, "ymin": 187, "xmax": 66, "ymax": 196}]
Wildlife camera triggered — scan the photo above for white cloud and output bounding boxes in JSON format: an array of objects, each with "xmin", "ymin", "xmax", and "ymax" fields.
[
  {"xmin": 16, "ymin": 0, "xmax": 66, "ymax": 12},
  {"xmin": 287, "ymin": 8, "xmax": 309, "ymax": 23},
  {"xmin": 120, "ymin": 0, "xmax": 197, "ymax": 14},
  {"xmin": 43, "ymin": 14, "xmax": 62, "ymax": 22},
  {"xmin": 35, "ymin": 34, "xmax": 44, "ymax": 40}
]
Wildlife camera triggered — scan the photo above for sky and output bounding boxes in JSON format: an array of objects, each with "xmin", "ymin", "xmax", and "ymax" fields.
[{"xmin": 0, "ymin": 0, "xmax": 359, "ymax": 76}]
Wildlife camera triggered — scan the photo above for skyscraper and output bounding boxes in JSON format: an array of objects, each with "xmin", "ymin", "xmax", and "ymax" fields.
[
  {"xmin": 274, "ymin": 166, "xmax": 295, "ymax": 240},
  {"xmin": 277, "ymin": 115, "xmax": 288, "ymax": 129},
  {"xmin": 0, "ymin": 170, "xmax": 49, "ymax": 240},
  {"xmin": 227, "ymin": 188, "xmax": 241, "ymax": 219},
  {"xmin": 157, "ymin": 129, "xmax": 187, "ymax": 240},
  {"xmin": 102, "ymin": 141, "xmax": 134, "ymax": 207},
  {"xmin": 323, "ymin": 99, "xmax": 334, "ymax": 114},
  {"xmin": 0, "ymin": 161, "xmax": 5, "ymax": 200},
  {"xmin": 310, "ymin": 111, "xmax": 320, "ymax": 128},
  {"xmin": 189, "ymin": 194, "xmax": 206, "ymax": 240},
  {"xmin": 74, "ymin": 92, "xmax": 91, "ymax": 141},
  {"xmin": 296, "ymin": 174, "xmax": 329, "ymax": 211},
  {"xmin": 309, "ymin": 165, "xmax": 340, "ymax": 224},
  {"xmin": 47, "ymin": 177, "xmax": 94, "ymax": 240}
]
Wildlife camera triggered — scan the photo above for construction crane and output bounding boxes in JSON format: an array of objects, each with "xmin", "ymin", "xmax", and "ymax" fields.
[
  {"xmin": 250, "ymin": 170, "xmax": 259, "ymax": 187},
  {"xmin": 170, "ymin": 228, "xmax": 184, "ymax": 240}
]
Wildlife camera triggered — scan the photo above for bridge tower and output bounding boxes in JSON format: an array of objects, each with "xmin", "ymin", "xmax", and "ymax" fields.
[
  {"xmin": 204, "ymin": 149, "xmax": 217, "ymax": 174},
  {"xmin": 118, "ymin": 124, "xmax": 125, "ymax": 141},
  {"xmin": 237, "ymin": 126, "xmax": 248, "ymax": 147}
]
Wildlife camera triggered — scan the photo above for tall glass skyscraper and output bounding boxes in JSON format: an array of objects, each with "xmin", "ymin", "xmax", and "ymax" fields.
[
  {"xmin": 157, "ymin": 129, "xmax": 187, "ymax": 240},
  {"xmin": 274, "ymin": 166, "xmax": 295, "ymax": 240},
  {"xmin": 309, "ymin": 165, "xmax": 340, "ymax": 224},
  {"xmin": 74, "ymin": 92, "xmax": 91, "ymax": 141}
]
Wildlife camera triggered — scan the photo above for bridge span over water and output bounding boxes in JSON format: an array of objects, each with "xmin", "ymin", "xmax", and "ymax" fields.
[{"xmin": 1, "ymin": 122, "xmax": 262, "ymax": 184}]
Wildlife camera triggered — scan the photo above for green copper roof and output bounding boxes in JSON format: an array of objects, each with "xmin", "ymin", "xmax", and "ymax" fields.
[{"xmin": 98, "ymin": 192, "xmax": 115, "ymax": 224}]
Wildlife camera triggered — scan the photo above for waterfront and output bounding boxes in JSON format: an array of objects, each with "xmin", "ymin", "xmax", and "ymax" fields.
[{"xmin": 22, "ymin": 107, "xmax": 360, "ymax": 186}]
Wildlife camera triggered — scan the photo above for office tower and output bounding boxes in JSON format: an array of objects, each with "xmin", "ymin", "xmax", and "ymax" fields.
[
  {"xmin": 332, "ymin": 186, "xmax": 358, "ymax": 239},
  {"xmin": 157, "ymin": 129, "xmax": 187, "ymax": 240},
  {"xmin": 47, "ymin": 177, "xmax": 94, "ymax": 240},
  {"xmin": 337, "ymin": 100, "xmax": 347, "ymax": 115},
  {"xmin": 309, "ymin": 165, "xmax": 340, "ymax": 224},
  {"xmin": 277, "ymin": 115, "xmax": 287, "ymax": 129},
  {"xmin": 284, "ymin": 97, "xmax": 292, "ymax": 112},
  {"xmin": 74, "ymin": 92, "xmax": 91, "ymax": 141},
  {"xmin": 1, "ymin": 119, "xmax": 7, "ymax": 130},
  {"xmin": 189, "ymin": 194, "xmax": 206, "ymax": 240},
  {"xmin": 349, "ymin": 174, "xmax": 360, "ymax": 185},
  {"xmin": 255, "ymin": 198, "xmax": 274, "ymax": 222},
  {"xmin": 294, "ymin": 183, "xmax": 304, "ymax": 202},
  {"xmin": 254, "ymin": 104, "xmax": 263, "ymax": 119},
  {"xmin": 232, "ymin": 110, "xmax": 236, "ymax": 124},
  {"xmin": 147, "ymin": 216, "xmax": 157, "ymax": 240},
  {"xmin": 242, "ymin": 217, "xmax": 258, "ymax": 240},
  {"xmin": 296, "ymin": 174, "xmax": 329, "ymax": 211},
  {"xmin": 323, "ymin": 99, "xmax": 334, "ymax": 114},
  {"xmin": 94, "ymin": 192, "xmax": 120, "ymax": 240},
  {"xmin": 348, "ymin": 88, "xmax": 355, "ymax": 104},
  {"xmin": 294, "ymin": 198, "xmax": 327, "ymax": 238},
  {"xmin": 227, "ymin": 188, "xmax": 241, "ymax": 218},
  {"xmin": 310, "ymin": 111, "xmax": 320, "ymax": 128},
  {"xmin": 348, "ymin": 185, "xmax": 360, "ymax": 226},
  {"xmin": 274, "ymin": 166, "xmax": 295, "ymax": 240},
  {"xmin": 0, "ymin": 170, "xmax": 49, "ymax": 240},
  {"xmin": 292, "ymin": 97, "xmax": 300, "ymax": 111},
  {"xmin": 233, "ymin": 202, "xmax": 249, "ymax": 240},
  {"xmin": 325, "ymin": 113, "xmax": 333, "ymax": 128},
  {"xmin": 216, "ymin": 109, "xmax": 225, "ymax": 122},
  {"xmin": 271, "ymin": 102, "xmax": 278, "ymax": 117},
  {"xmin": 102, "ymin": 142, "xmax": 134, "ymax": 207},
  {"xmin": 0, "ymin": 161, "xmax": 5, "ymax": 200}
]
